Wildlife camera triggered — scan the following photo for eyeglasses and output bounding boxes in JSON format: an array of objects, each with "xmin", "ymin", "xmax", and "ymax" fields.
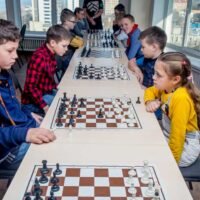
[{"xmin": 68, "ymin": 20, "xmax": 76, "ymax": 24}]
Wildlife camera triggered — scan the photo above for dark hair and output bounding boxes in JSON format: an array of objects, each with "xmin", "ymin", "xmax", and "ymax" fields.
[
  {"xmin": 46, "ymin": 24, "xmax": 72, "ymax": 43},
  {"xmin": 114, "ymin": 4, "xmax": 125, "ymax": 13},
  {"xmin": 60, "ymin": 8, "xmax": 75, "ymax": 24},
  {"xmin": 158, "ymin": 52, "xmax": 200, "ymax": 128},
  {"xmin": 123, "ymin": 14, "xmax": 135, "ymax": 23},
  {"xmin": 74, "ymin": 7, "xmax": 84, "ymax": 15},
  {"xmin": 0, "ymin": 19, "xmax": 20, "ymax": 45},
  {"xmin": 139, "ymin": 26, "xmax": 167, "ymax": 51}
]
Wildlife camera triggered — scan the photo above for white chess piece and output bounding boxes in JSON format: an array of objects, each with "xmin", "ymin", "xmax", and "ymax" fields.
[{"xmin": 145, "ymin": 179, "xmax": 155, "ymax": 197}]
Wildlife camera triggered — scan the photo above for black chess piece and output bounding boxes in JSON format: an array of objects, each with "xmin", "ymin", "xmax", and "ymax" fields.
[
  {"xmin": 51, "ymin": 180, "xmax": 60, "ymax": 192},
  {"xmin": 39, "ymin": 170, "xmax": 48, "ymax": 184},
  {"xmin": 24, "ymin": 192, "xmax": 31, "ymax": 200},
  {"xmin": 50, "ymin": 171, "xmax": 59, "ymax": 184},
  {"xmin": 62, "ymin": 92, "xmax": 67, "ymax": 101},
  {"xmin": 79, "ymin": 98, "xmax": 86, "ymax": 108},
  {"xmin": 32, "ymin": 178, "xmax": 42, "ymax": 196},
  {"xmin": 68, "ymin": 115, "xmax": 75, "ymax": 126},
  {"xmin": 71, "ymin": 94, "xmax": 77, "ymax": 105},
  {"xmin": 54, "ymin": 163, "xmax": 62, "ymax": 175},
  {"xmin": 96, "ymin": 74, "xmax": 101, "ymax": 80},
  {"xmin": 89, "ymin": 72, "xmax": 94, "ymax": 79},
  {"xmin": 34, "ymin": 191, "xmax": 43, "ymax": 200},
  {"xmin": 48, "ymin": 191, "xmax": 57, "ymax": 200},
  {"xmin": 98, "ymin": 108, "xmax": 104, "ymax": 118},
  {"xmin": 41, "ymin": 160, "xmax": 49, "ymax": 174},
  {"xmin": 77, "ymin": 110, "xmax": 82, "ymax": 118},
  {"xmin": 136, "ymin": 97, "xmax": 141, "ymax": 104},
  {"xmin": 70, "ymin": 107, "xmax": 74, "ymax": 114},
  {"xmin": 56, "ymin": 118, "xmax": 63, "ymax": 127}
]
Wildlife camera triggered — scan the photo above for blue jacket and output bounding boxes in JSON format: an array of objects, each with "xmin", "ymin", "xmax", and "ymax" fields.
[
  {"xmin": 0, "ymin": 70, "xmax": 36, "ymax": 159},
  {"xmin": 125, "ymin": 27, "xmax": 143, "ymax": 60}
]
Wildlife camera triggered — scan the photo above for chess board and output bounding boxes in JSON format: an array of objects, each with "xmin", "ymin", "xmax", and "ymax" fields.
[
  {"xmin": 51, "ymin": 96, "xmax": 142, "ymax": 129},
  {"xmin": 73, "ymin": 64, "xmax": 130, "ymax": 80},
  {"xmin": 80, "ymin": 48, "xmax": 121, "ymax": 58},
  {"xmin": 23, "ymin": 164, "xmax": 166, "ymax": 200}
]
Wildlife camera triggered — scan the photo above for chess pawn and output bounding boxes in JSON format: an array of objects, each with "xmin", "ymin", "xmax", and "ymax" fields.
[
  {"xmin": 127, "ymin": 167, "xmax": 136, "ymax": 185},
  {"xmin": 145, "ymin": 179, "xmax": 155, "ymax": 197},
  {"xmin": 128, "ymin": 182, "xmax": 137, "ymax": 199}
]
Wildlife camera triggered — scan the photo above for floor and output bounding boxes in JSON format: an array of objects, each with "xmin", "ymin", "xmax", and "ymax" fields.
[{"xmin": 0, "ymin": 53, "xmax": 200, "ymax": 199}]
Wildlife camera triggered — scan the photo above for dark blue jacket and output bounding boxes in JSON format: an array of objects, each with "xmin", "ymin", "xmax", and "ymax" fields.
[{"xmin": 0, "ymin": 70, "xmax": 36, "ymax": 160}]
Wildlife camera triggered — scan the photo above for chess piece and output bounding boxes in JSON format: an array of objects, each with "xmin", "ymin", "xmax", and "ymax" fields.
[
  {"xmin": 39, "ymin": 170, "xmax": 48, "ymax": 184},
  {"xmin": 51, "ymin": 180, "xmax": 60, "ymax": 192},
  {"xmin": 56, "ymin": 118, "xmax": 63, "ymax": 127},
  {"xmin": 54, "ymin": 163, "xmax": 62, "ymax": 175},
  {"xmin": 70, "ymin": 108, "xmax": 74, "ymax": 114},
  {"xmin": 32, "ymin": 178, "xmax": 42, "ymax": 196},
  {"xmin": 106, "ymin": 108, "xmax": 112, "ymax": 118},
  {"xmin": 98, "ymin": 108, "xmax": 104, "ymax": 118},
  {"xmin": 68, "ymin": 115, "xmax": 75, "ymax": 127},
  {"xmin": 51, "ymin": 171, "xmax": 59, "ymax": 184},
  {"xmin": 141, "ymin": 160, "xmax": 150, "ymax": 184},
  {"xmin": 89, "ymin": 72, "xmax": 94, "ymax": 79},
  {"xmin": 24, "ymin": 192, "xmax": 31, "ymax": 200},
  {"xmin": 145, "ymin": 179, "xmax": 155, "ymax": 197},
  {"xmin": 62, "ymin": 92, "xmax": 67, "ymax": 101},
  {"xmin": 48, "ymin": 191, "xmax": 56, "ymax": 200},
  {"xmin": 79, "ymin": 98, "xmax": 86, "ymax": 108},
  {"xmin": 128, "ymin": 182, "xmax": 137, "ymax": 199},
  {"xmin": 127, "ymin": 167, "xmax": 136, "ymax": 185},
  {"xmin": 136, "ymin": 97, "xmax": 141, "ymax": 104},
  {"xmin": 41, "ymin": 160, "xmax": 49, "ymax": 174},
  {"xmin": 35, "ymin": 191, "xmax": 43, "ymax": 200},
  {"xmin": 96, "ymin": 74, "xmax": 101, "ymax": 80},
  {"xmin": 72, "ymin": 94, "xmax": 77, "ymax": 105},
  {"xmin": 152, "ymin": 187, "xmax": 160, "ymax": 200},
  {"xmin": 77, "ymin": 110, "xmax": 82, "ymax": 118}
]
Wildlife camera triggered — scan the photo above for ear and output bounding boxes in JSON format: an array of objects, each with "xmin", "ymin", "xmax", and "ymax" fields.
[
  {"xmin": 152, "ymin": 43, "xmax": 159, "ymax": 51},
  {"xmin": 172, "ymin": 75, "xmax": 181, "ymax": 85},
  {"xmin": 49, "ymin": 39, "xmax": 57, "ymax": 48}
]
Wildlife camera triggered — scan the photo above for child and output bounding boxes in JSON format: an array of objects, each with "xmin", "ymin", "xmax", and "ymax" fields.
[
  {"xmin": 74, "ymin": 7, "xmax": 89, "ymax": 38},
  {"xmin": 113, "ymin": 3, "xmax": 126, "ymax": 33},
  {"xmin": 57, "ymin": 8, "xmax": 84, "ymax": 78},
  {"xmin": 128, "ymin": 26, "xmax": 167, "ymax": 88},
  {"xmin": 144, "ymin": 52, "xmax": 200, "ymax": 167},
  {"xmin": 121, "ymin": 14, "xmax": 143, "ymax": 61},
  {"xmin": 0, "ymin": 19, "xmax": 56, "ymax": 170},
  {"xmin": 22, "ymin": 25, "xmax": 71, "ymax": 115}
]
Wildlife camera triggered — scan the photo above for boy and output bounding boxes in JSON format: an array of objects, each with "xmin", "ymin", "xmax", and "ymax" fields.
[
  {"xmin": 0, "ymin": 19, "xmax": 56, "ymax": 170},
  {"xmin": 57, "ymin": 8, "xmax": 84, "ymax": 78},
  {"xmin": 74, "ymin": 7, "xmax": 89, "ymax": 38},
  {"xmin": 129, "ymin": 26, "xmax": 167, "ymax": 88},
  {"xmin": 22, "ymin": 25, "xmax": 71, "ymax": 115},
  {"xmin": 121, "ymin": 14, "xmax": 143, "ymax": 62}
]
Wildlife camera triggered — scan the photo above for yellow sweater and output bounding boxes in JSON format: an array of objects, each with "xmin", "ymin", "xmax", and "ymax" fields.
[{"xmin": 144, "ymin": 86, "xmax": 199, "ymax": 162}]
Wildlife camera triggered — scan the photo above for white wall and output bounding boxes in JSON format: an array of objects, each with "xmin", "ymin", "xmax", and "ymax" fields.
[{"xmin": 130, "ymin": 0, "xmax": 153, "ymax": 30}]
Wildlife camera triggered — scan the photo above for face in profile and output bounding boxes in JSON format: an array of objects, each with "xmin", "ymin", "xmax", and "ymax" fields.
[
  {"xmin": 0, "ymin": 40, "xmax": 19, "ymax": 70},
  {"xmin": 51, "ymin": 39, "xmax": 70, "ymax": 56}
]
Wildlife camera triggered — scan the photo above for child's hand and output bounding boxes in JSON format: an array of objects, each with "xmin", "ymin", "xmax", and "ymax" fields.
[
  {"xmin": 146, "ymin": 100, "xmax": 161, "ymax": 112},
  {"xmin": 43, "ymin": 105, "xmax": 49, "ymax": 114},
  {"xmin": 134, "ymin": 66, "xmax": 143, "ymax": 84},
  {"xmin": 26, "ymin": 128, "xmax": 56, "ymax": 144}
]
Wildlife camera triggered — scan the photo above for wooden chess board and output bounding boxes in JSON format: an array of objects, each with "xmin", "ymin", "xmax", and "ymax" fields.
[
  {"xmin": 51, "ymin": 96, "xmax": 142, "ymax": 129},
  {"xmin": 23, "ymin": 164, "xmax": 166, "ymax": 200},
  {"xmin": 73, "ymin": 64, "xmax": 130, "ymax": 80}
]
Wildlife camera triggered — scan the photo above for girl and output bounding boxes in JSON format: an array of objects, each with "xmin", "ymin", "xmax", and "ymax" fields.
[{"xmin": 144, "ymin": 52, "xmax": 200, "ymax": 167}]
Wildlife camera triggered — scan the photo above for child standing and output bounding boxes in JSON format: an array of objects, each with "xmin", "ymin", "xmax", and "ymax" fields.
[
  {"xmin": 0, "ymin": 19, "xmax": 56, "ymax": 171},
  {"xmin": 144, "ymin": 52, "xmax": 200, "ymax": 167}
]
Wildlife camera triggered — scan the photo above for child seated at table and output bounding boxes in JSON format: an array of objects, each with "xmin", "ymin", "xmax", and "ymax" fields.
[
  {"xmin": 0, "ymin": 19, "xmax": 56, "ymax": 171},
  {"xmin": 144, "ymin": 52, "xmax": 200, "ymax": 167},
  {"xmin": 22, "ymin": 25, "xmax": 71, "ymax": 115},
  {"xmin": 121, "ymin": 14, "xmax": 143, "ymax": 62}
]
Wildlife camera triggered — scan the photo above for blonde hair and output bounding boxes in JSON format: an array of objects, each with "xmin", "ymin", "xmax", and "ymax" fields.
[{"xmin": 158, "ymin": 52, "xmax": 200, "ymax": 128}]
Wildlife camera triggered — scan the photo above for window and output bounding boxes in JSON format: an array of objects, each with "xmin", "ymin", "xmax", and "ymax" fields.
[
  {"xmin": 165, "ymin": 0, "xmax": 200, "ymax": 54},
  {"xmin": 21, "ymin": 0, "xmax": 52, "ymax": 32},
  {"xmin": 56, "ymin": 0, "xmax": 80, "ymax": 23},
  {"xmin": 102, "ymin": 0, "xmax": 119, "ymax": 29},
  {"xmin": 0, "ymin": 0, "xmax": 7, "ymax": 19}
]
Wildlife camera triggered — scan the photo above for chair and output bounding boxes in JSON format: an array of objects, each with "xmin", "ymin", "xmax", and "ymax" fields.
[
  {"xmin": 180, "ymin": 155, "xmax": 200, "ymax": 190},
  {"xmin": 0, "ymin": 169, "xmax": 16, "ymax": 188},
  {"xmin": 9, "ymin": 69, "xmax": 23, "ymax": 94},
  {"xmin": 17, "ymin": 24, "xmax": 27, "ymax": 68}
]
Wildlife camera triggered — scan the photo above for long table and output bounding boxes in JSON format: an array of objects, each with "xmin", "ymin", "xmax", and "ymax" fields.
[{"xmin": 3, "ymin": 42, "xmax": 193, "ymax": 199}]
